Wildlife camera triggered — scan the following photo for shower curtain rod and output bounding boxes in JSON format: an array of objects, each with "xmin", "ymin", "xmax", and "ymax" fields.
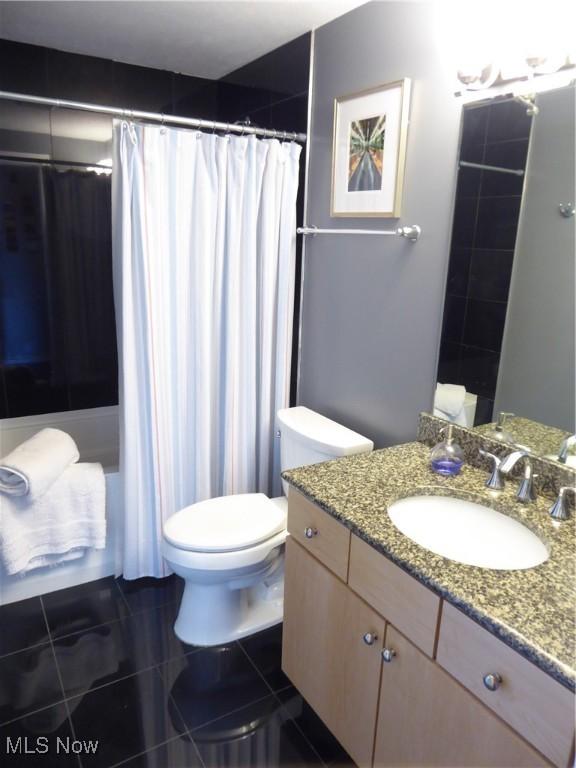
[{"xmin": 0, "ymin": 90, "xmax": 308, "ymax": 143}]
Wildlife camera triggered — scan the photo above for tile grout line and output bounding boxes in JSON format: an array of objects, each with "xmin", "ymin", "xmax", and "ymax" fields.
[
  {"xmin": 39, "ymin": 619, "xmax": 207, "ymax": 715},
  {"xmin": 269, "ymin": 686, "xmax": 331, "ymax": 768},
  {"xmin": 237, "ymin": 639, "xmax": 329, "ymax": 766},
  {"xmin": 42, "ymin": 590, "xmax": 181, "ymax": 647},
  {"xmin": 0, "ymin": 638, "xmax": 53, "ymax": 662},
  {"xmin": 188, "ymin": 691, "xmax": 275, "ymax": 736},
  {"xmin": 157, "ymin": 638, "xmax": 276, "ymax": 738},
  {"xmin": 113, "ymin": 578, "xmax": 134, "ymax": 615},
  {"xmin": 0, "ymin": 649, "xmax": 184, "ymax": 728},
  {"xmin": 236, "ymin": 639, "xmax": 277, "ymax": 696},
  {"xmin": 155, "ymin": 663, "xmax": 208, "ymax": 768},
  {"xmin": 39, "ymin": 595, "xmax": 84, "ymax": 768},
  {"xmin": 108, "ymin": 732, "xmax": 205, "ymax": 768},
  {"xmin": 39, "ymin": 592, "xmax": 52, "ymax": 638}
]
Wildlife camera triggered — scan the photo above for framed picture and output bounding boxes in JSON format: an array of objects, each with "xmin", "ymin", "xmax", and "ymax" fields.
[{"xmin": 331, "ymin": 79, "xmax": 411, "ymax": 218}]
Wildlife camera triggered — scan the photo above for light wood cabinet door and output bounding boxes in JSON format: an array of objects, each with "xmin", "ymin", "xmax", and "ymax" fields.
[
  {"xmin": 374, "ymin": 625, "xmax": 550, "ymax": 767},
  {"xmin": 282, "ymin": 537, "xmax": 385, "ymax": 768}
]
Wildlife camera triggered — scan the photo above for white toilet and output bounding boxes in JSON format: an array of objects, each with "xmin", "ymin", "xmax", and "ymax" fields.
[{"xmin": 162, "ymin": 406, "xmax": 373, "ymax": 646}]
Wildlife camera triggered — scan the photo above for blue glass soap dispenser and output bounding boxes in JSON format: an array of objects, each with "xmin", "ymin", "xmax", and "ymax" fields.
[{"xmin": 430, "ymin": 424, "xmax": 464, "ymax": 476}]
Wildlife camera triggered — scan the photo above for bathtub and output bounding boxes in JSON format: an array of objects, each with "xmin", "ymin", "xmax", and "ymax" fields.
[{"xmin": 0, "ymin": 406, "xmax": 122, "ymax": 606}]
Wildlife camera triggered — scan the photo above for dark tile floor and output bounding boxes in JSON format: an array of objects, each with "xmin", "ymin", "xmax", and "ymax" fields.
[{"xmin": 0, "ymin": 576, "xmax": 353, "ymax": 767}]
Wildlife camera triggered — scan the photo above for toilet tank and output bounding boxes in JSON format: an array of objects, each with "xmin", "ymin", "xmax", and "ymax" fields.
[{"xmin": 277, "ymin": 407, "xmax": 374, "ymax": 495}]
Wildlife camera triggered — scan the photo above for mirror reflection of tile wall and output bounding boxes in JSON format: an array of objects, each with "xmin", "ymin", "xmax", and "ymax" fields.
[{"xmin": 437, "ymin": 100, "xmax": 532, "ymax": 426}]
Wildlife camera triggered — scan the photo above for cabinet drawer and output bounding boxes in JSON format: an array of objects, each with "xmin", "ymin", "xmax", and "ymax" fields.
[
  {"xmin": 348, "ymin": 534, "xmax": 440, "ymax": 657},
  {"xmin": 437, "ymin": 602, "xmax": 575, "ymax": 767},
  {"xmin": 287, "ymin": 488, "xmax": 350, "ymax": 581}
]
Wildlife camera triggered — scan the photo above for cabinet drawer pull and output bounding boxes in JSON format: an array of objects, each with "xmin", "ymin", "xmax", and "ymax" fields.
[
  {"xmin": 362, "ymin": 632, "xmax": 378, "ymax": 646},
  {"xmin": 382, "ymin": 648, "xmax": 396, "ymax": 663},
  {"xmin": 304, "ymin": 526, "xmax": 318, "ymax": 539},
  {"xmin": 483, "ymin": 672, "xmax": 502, "ymax": 691}
]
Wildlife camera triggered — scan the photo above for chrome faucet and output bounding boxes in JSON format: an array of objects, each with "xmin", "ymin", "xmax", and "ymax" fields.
[
  {"xmin": 479, "ymin": 449, "xmax": 505, "ymax": 490},
  {"xmin": 499, "ymin": 450, "xmax": 536, "ymax": 503},
  {"xmin": 557, "ymin": 434, "xmax": 576, "ymax": 464},
  {"xmin": 549, "ymin": 486, "xmax": 576, "ymax": 520}
]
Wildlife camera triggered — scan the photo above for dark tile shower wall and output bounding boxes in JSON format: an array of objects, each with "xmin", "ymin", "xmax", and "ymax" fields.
[
  {"xmin": 0, "ymin": 37, "xmax": 309, "ymax": 418},
  {"xmin": 437, "ymin": 100, "xmax": 532, "ymax": 425}
]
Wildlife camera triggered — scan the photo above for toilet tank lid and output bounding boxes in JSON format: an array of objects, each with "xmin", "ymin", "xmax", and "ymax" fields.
[{"xmin": 277, "ymin": 407, "xmax": 373, "ymax": 457}]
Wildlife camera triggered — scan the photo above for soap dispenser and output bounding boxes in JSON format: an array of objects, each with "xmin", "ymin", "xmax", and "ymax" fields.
[
  {"xmin": 430, "ymin": 425, "xmax": 464, "ymax": 476},
  {"xmin": 489, "ymin": 412, "xmax": 515, "ymax": 443}
]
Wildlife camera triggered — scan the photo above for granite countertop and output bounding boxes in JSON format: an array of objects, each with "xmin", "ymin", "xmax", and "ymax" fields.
[
  {"xmin": 282, "ymin": 441, "xmax": 575, "ymax": 691},
  {"xmin": 474, "ymin": 416, "xmax": 570, "ymax": 458}
]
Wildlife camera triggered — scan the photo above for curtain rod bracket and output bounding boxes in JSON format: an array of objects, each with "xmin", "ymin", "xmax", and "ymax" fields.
[{"xmin": 396, "ymin": 225, "xmax": 421, "ymax": 242}]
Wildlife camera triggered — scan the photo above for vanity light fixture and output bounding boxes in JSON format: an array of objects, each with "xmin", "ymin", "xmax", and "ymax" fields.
[
  {"xmin": 456, "ymin": 57, "xmax": 575, "ymax": 93},
  {"xmin": 436, "ymin": 0, "xmax": 576, "ymax": 95}
]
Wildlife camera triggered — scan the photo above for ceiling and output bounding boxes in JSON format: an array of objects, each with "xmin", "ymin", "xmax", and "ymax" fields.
[{"xmin": 0, "ymin": 0, "xmax": 368, "ymax": 79}]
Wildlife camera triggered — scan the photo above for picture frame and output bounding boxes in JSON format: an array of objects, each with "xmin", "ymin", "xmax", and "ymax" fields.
[{"xmin": 330, "ymin": 78, "xmax": 411, "ymax": 218}]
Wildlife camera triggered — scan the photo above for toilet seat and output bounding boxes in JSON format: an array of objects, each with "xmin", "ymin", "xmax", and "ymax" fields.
[{"xmin": 164, "ymin": 493, "xmax": 287, "ymax": 553}]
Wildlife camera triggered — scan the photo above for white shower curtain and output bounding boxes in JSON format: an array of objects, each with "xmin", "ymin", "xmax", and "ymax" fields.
[{"xmin": 112, "ymin": 121, "xmax": 301, "ymax": 578}]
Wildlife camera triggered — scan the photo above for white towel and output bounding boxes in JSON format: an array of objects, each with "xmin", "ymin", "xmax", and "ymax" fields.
[
  {"xmin": 0, "ymin": 463, "xmax": 106, "ymax": 576},
  {"xmin": 0, "ymin": 428, "xmax": 80, "ymax": 499},
  {"xmin": 434, "ymin": 383, "xmax": 467, "ymax": 419}
]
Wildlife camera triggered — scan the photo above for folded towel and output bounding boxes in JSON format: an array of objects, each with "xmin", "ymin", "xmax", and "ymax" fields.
[
  {"xmin": 0, "ymin": 428, "xmax": 80, "ymax": 499},
  {"xmin": 0, "ymin": 463, "xmax": 106, "ymax": 576},
  {"xmin": 434, "ymin": 383, "xmax": 467, "ymax": 419}
]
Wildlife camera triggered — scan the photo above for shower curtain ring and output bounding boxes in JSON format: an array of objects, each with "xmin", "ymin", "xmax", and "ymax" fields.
[{"xmin": 160, "ymin": 113, "xmax": 166, "ymax": 134}]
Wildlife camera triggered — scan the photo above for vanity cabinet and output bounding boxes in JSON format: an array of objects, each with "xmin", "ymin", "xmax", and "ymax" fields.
[{"xmin": 282, "ymin": 488, "xmax": 573, "ymax": 767}]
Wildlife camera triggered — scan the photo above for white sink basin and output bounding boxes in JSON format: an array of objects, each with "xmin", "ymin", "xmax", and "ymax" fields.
[{"xmin": 387, "ymin": 495, "xmax": 548, "ymax": 570}]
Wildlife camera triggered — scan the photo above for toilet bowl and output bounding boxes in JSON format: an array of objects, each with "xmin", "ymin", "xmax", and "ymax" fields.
[
  {"xmin": 162, "ymin": 493, "xmax": 287, "ymax": 646},
  {"xmin": 162, "ymin": 407, "xmax": 373, "ymax": 646}
]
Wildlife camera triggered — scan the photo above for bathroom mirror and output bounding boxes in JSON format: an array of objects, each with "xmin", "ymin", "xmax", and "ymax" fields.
[{"xmin": 431, "ymin": 82, "xmax": 575, "ymax": 460}]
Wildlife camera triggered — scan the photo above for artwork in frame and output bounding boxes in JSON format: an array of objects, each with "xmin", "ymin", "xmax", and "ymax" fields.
[{"xmin": 331, "ymin": 79, "xmax": 411, "ymax": 218}]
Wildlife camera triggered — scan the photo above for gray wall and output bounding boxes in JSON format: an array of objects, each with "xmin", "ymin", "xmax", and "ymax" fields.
[
  {"xmin": 298, "ymin": 1, "xmax": 461, "ymax": 446},
  {"xmin": 495, "ymin": 86, "xmax": 575, "ymax": 431}
]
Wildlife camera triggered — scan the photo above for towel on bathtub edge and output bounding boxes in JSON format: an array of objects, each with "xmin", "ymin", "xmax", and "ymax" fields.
[{"xmin": 0, "ymin": 462, "xmax": 106, "ymax": 576}]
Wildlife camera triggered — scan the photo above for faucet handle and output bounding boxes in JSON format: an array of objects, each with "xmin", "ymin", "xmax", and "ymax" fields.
[
  {"xmin": 549, "ymin": 486, "xmax": 576, "ymax": 520},
  {"xmin": 479, "ymin": 449, "xmax": 505, "ymax": 490}
]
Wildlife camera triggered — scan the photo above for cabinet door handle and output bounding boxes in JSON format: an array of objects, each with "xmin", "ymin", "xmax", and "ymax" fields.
[
  {"xmin": 362, "ymin": 632, "xmax": 378, "ymax": 646},
  {"xmin": 304, "ymin": 527, "xmax": 318, "ymax": 539},
  {"xmin": 483, "ymin": 672, "xmax": 502, "ymax": 691},
  {"xmin": 382, "ymin": 648, "xmax": 396, "ymax": 663}
]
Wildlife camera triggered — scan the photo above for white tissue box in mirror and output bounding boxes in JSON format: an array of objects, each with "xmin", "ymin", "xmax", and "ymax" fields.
[
  {"xmin": 0, "ymin": 405, "xmax": 119, "ymax": 468},
  {"xmin": 434, "ymin": 384, "xmax": 478, "ymax": 428},
  {"xmin": 461, "ymin": 393, "xmax": 478, "ymax": 427}
]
